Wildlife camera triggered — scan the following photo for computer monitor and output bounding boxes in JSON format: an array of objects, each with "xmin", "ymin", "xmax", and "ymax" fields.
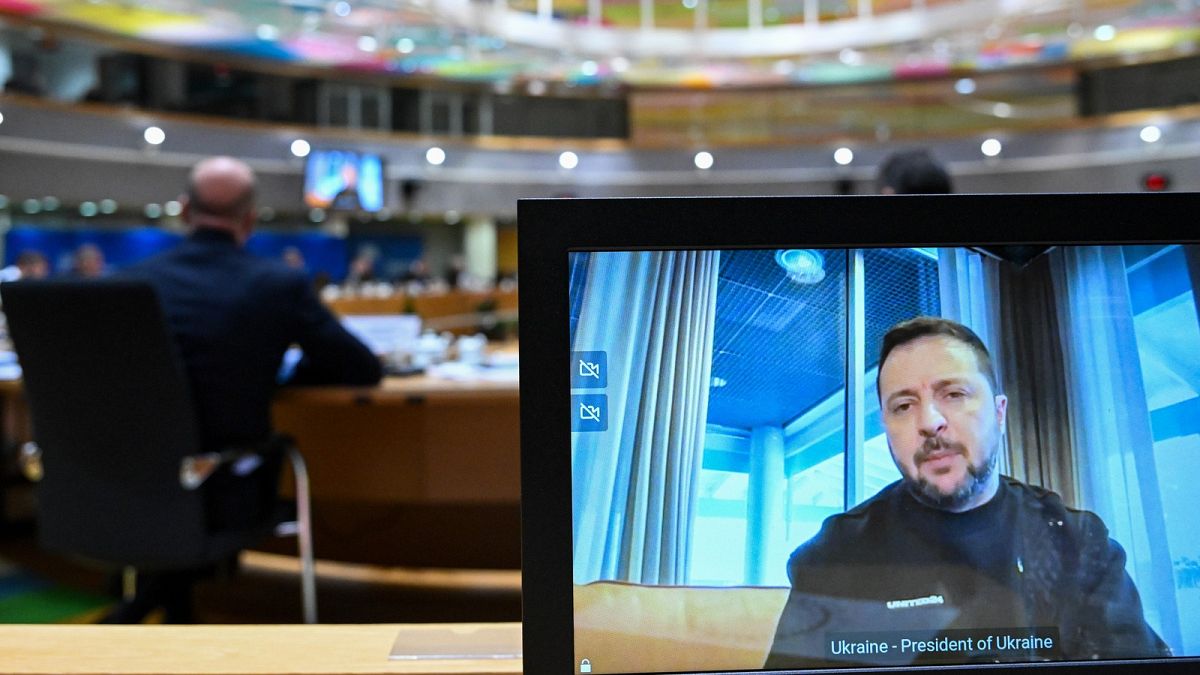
[
  {"xmin": 518, "ymin": 193, "xmax": 1200, "ymax": 675},
  {"xmin": 303, "ymin": 149, "xmax": 386, "ymax": 212}
]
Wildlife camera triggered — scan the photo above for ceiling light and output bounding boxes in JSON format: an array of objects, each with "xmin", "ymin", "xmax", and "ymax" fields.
[
  {"xmin": 426, "ymin": 147, "xmax": 446, "ymax": 166},
  {"xmin": 143, "ymin": 126, "xmax": 165, "ymax": 145},
  {"xmin": 527, "ymin": 80, "xmax": 547, "ymax": 96},
  {"xmin": 694, "ymin": 151, "xmax": 714, "ymax": 170},
  {"xmin": 838, "ymin": 49, "xmax": 863, "ymax": 66},
  {"xmin": 834, "ymin": 147, "xmax": 854, "ymax": 166},
  {"xmin": 256, "ymin": 24, "xmax": 279, "ymax": 41},
  {"xmin": 1140, "ymin": 125, "xmax": 1162, "ymax": 143},
  {"xmin": 610, "ymin": 57, "xmax": 630, "ymax": 73},
  {"xmin": 397, "ymin": 38, "xmax": 416, "ymax": 54},
  {"xmin": 775, "ymin": 249, "xmax": 826, "ymax": 284},
  {"xmin": 99, "ymin": 199, "xmax": 118, "ymax": 214},
  {"xmin": 580, "ymin": 61, "xmax": 599, "ymax": 77},
  {"xmin": 981, "ymin": 138, "xmax": 1003, "ymax": 157},
  {"xmin": 558, "ymin": 151, "xmax": 579, "ymax": 170},
  {"xmin": 145, "ymin": 203, "xmax": 163, "ymax": 219},
  {"xmin": 0, "ymin": 112, "xmax": 5, "ymax": 125},
  {"xmin": 22, "ymin": 199, "xmax": 41, "ymax": 214},
  {"xmin": 164, "ymin": 200, "xmax": 183, "ymax": 217},
  {"xmin": 79, "ymin": 201, "xmax": 98, "ymax": 217},
  {"xmin": 1094, "ymin": 25, "xmax": 1116, "ymax": 41},
  {"xmin": 954, "ymin": 78, "xmax": 976, "ymax": 95},
  {"xmin": 291, "ymin": 139, "xmax": 312, "ymax": 157},
  {"xmin": 41, "ymin": 196, "xmax": 59, "ymax": 211},
  {"xmin": 309, "ymin": 208, "xmax": 326, "ymax": 223},
  {"xmin": 682, "ymin": 0, "xmax": 698, "ymax": 9},
  {"xmin": 357, "ymin": 36, "xmax": 378, "ymax": 52},
  {"xmin": 333, "ymin": 1, "xmax": 351, "ymax": 17},
  {"xmin": 992, "ymin": 102, "xmax": 1013, "ymax": 118}
]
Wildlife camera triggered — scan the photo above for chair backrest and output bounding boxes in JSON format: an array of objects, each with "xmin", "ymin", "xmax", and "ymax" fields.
[{"xmin": 1, "ymin": 279, "xmax": 208, "ymax": 567}]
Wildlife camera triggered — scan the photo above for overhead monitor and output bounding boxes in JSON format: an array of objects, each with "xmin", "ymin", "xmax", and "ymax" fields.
[{"xmin": 303, "ymin": 149, "xmax": 386, "ymax": 212}]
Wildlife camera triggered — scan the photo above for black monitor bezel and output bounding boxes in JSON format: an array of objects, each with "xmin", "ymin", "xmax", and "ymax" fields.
[{"xmin": 518, "ymin": 192, "xmax": 1200, "ymax": 675}]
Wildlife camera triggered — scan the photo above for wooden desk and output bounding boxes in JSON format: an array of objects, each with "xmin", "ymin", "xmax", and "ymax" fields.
[
  {"xmin": 0, "ymin": 623, "xmax": 523, "ymax": 675},
  {"xmin": 268, "ymin": 375, "xmax": 521, "ymax": 569}
]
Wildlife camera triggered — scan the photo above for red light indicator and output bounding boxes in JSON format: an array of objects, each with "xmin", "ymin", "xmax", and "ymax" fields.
[{"xmin": 1142, "ymin": 172, "xmax": 1170, "ymax": 192}]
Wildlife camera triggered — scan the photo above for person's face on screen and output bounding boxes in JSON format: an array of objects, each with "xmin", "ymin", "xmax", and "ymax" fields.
[{"xmin": 878, "ymin": 335, "xmax": 1007, "ymax": 512}]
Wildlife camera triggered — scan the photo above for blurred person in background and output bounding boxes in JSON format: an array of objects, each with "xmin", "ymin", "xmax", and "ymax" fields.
[
  {"xmin": 0, "ymin": 250, "xmax": 50, "ymax": 282},
  {"xmin": 70, "ymin": 244, "xmax": 107, "ymax": 278},
  {"xmin": 878, "ymin": 149, "xmax": 954, "ymax": 195}
]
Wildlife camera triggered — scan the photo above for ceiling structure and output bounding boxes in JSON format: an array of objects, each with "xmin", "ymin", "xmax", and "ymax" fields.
[{"xmin": 0, "ymin": 0, "xmax": 1197, "ymax": 89}]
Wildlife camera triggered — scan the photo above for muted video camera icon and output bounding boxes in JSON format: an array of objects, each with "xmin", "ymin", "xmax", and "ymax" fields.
[{"xmin": 572, "ymin": 394, "xmax": 607, "ymax": 432}]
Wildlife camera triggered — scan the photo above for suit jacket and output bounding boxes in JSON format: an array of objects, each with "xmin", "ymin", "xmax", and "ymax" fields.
[{"xmin": 122, "ymin": 228, "xmax": 382, "ymax": 451}]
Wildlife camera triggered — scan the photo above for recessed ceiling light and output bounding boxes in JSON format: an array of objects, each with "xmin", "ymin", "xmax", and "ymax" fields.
[
  {"xmin": 143, "ymin": 126, "xmax": 165, "ymax": 145},
  {"xmin": 426, "ymin": 147, "xmax": 446, "ymax": 166},
  {"xmin": 954, "ymin": 78, "xmax": 976, "ymax": 95},
  {"xmin": 291, "ymin": 139, "xmax": 311, "ymax": 157},
  {"xmin": 694, "ymin": 151, "xmax": 714, "ymax": 170},
  {"xmin": 981, "ymin": 138, "xmax": 1003, "ymax": 157},
  {"xmin": 834, "ymin": 147, "xmax": 854, "ymax": 165},
  {"xmin": 558, "ymin": 151, "xmax": 579, "ymax": 170},
  {"xmin": 1140, "ymin": 125, "xmax": 1162, "ymax": 143}
]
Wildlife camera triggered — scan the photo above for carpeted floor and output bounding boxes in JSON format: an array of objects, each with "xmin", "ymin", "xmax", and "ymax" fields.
[{"xmin": 0, "ymin": 527, "xmax": 522, "ymax": 625}]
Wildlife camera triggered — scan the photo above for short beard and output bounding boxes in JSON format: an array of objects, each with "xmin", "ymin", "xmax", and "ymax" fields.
[{"xmin": 902, "ymin": 437, "xmax": 998, "ymax": 511}]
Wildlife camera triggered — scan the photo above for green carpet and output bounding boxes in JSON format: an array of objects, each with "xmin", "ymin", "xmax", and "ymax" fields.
[{"xmin": 0, "ymin": 559, "xmax": 111, "ymax": 623}]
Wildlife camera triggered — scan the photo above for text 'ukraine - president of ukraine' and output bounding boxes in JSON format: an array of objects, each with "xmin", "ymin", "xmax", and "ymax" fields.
[{"xmin": 764, "ymin": 317, "xmax": 1169, "ymax": 668}]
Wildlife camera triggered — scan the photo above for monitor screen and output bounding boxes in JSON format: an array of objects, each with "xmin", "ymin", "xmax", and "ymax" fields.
[
  {"xmin": 518, "ymin": 194, "xmax": 1200, "ymax": 675},
  {"xmin": 303, "ymin": 149, "xmax": 385, "ymax": 212}
]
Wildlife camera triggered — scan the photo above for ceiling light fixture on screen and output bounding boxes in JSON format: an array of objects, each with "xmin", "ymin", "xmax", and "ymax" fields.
[
  {"xmin": 694, "ymin": 151, "xmax": 714, "ymax": 170},
  {"xmin": 775, "ymin": 249, "xmax": 826, "ymax": 284},
  {"xmin": 981, "ymin": 138, "xmax": 1003, "ymax": 158},
  {"xmin": 426, "ymin": 147, "xmax": 446, "ymax": 165},
  {"xmin": 291, "ymin": 139, "xmax": 312, "ymax": 157},
  {"xmin": 143, "ymin": 126, "xmax": 166, "ymax": 145},
  {"xmin": 1140, "ymin": 125, "xmax": 1162, "ymax": 143},
  {"xmin": 834, "ymin": 147, "xmax": 854, "ymax": 165},
  {"xmin": 559, "ymin": 151, "xmax": 579, "ymax": 170}
]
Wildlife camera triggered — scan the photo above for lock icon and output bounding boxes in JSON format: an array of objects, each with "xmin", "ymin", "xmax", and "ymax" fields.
[{"xmin": 580, "ymin": 658, "xmax": 592, "ymax": 673}]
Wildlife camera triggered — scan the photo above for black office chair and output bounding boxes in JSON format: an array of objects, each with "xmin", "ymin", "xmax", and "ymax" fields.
[{"xmin": 0, "ymin": 279, "xmax": 317, "ymax": 623}]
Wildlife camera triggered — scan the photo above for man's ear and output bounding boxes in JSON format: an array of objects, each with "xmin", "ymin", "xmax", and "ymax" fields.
[{"xmin": 994, "ymin": 394, "xmax": 1008, "ymax": 427}]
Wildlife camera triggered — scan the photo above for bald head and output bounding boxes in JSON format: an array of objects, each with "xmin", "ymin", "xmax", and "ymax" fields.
[{"xmin": 184, "ymin": 156, "xmax": 257, "ymax": 243}]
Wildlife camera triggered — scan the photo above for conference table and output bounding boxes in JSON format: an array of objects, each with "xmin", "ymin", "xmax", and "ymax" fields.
[
  {"xmin": 269, "ymin": 368, "xmax": 521, "ymax": 568},
  {"xmin": 0, "ymin": 363, "xmax": 522, "ymax": 570},
  {"xmin": 0, "ymin": 622, "xmax": 524, "ymax": 674}
]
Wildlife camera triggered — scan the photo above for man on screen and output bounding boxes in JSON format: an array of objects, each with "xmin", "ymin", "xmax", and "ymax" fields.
[{"xmin": 764, "ymin": 317, "xmax": 1169, "ymax": 668}]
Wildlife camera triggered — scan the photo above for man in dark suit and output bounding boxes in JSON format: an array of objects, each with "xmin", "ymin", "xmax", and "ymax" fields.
[{"xmin": 113, "ymin": 156, "xmax": 383, "ymax": 622}]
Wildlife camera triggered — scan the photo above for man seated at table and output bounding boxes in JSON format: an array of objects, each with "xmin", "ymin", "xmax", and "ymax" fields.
[{"xmin": 113, "ymin": 155, "xmax": 383, "ymax": 623}]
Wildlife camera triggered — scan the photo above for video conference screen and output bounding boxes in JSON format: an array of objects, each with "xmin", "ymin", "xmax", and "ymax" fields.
[
  {"xmin": 567, "ymin": 245, "xmax": 1199, "ymax": 674},
  {"xmin": 303, "ymin": 149, "xmax": 385, "ymax": 212}
]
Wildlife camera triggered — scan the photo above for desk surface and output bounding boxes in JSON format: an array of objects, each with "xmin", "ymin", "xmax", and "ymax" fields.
[{"xmin": 0, "ymin": 623, "xmax": 523, "ymax": 675}]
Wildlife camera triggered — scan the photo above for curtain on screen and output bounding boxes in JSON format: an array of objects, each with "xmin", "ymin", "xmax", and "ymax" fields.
[
  {"xmin": 996, "ymin": 254, "xmax": 1079, "ymax": 506},
  {"xmin": 1048, "ymin": 245, "xmax": 1182, "ymax": 651},
  {"xmin": 571, "ymin": 250, "xmax": 720, "ymax": 585}
]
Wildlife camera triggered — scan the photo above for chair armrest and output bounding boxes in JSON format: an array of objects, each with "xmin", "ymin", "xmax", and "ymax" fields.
[{"xmin": 179, "ymin": 434, "xmax": 296, "ymax": 490}]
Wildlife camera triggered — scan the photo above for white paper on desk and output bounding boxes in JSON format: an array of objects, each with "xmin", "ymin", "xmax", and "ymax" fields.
[{"xmin": 389, "ymin": 624, "xmax": 522, "ymax": 660}]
